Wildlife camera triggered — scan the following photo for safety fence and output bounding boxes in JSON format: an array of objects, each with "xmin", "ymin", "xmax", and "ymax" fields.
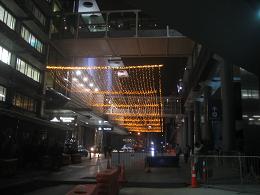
[
  {"xmin": 192, "ymin": 155, "xmax": 260, "ymax": 185},
  {"xmin": 111, "ymin": 152, "xmax": 148, "ymax": 169}
]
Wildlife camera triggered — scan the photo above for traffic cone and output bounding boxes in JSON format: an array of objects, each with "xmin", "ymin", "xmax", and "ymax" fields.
[
  {"xmin": 107, "ymin": 158, "xmax": 111, "ymax": 169},
  {"xmin": 118, "ymin": 163, "xmax": 127, "ymax": 185},
  {"xmin": 202, "ymin": 160, "xmax": 207, "ymax": 183},
  {"xmin": 191, "ymin": 162, "xmax": 199, "ymax": 188}
]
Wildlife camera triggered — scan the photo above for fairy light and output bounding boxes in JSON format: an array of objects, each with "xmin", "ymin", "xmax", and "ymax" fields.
[
  {"xmin": 46, "ymin": 64, "xmax": 163, "ymax": 70},
  {"xmin": 48, "ymin": 64, "xmax": 164, "ymax": 133},
  {"xmin": 91, "ymin": 104, "xmax": 159, "ymax": 108}
]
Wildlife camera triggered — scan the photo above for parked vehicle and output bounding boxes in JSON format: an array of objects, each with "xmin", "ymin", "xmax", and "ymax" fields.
[{"xmin": 78, "ymin": 145, "xmax": 89, "ymax": 157}]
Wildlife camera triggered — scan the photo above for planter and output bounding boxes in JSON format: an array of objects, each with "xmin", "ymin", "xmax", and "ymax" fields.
[
  {"xmin": 71, "ymin": 153, "xmax": 82, "ymax": 164},
  {"xmin": 0, "ymin": 158, "xmax": 18, "ymax": 177}
]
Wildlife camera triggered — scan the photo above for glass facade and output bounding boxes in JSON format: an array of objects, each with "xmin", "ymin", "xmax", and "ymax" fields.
[
  {"xmin": 0, "ymin": 4, "xmax": 16, "ymax": 30},
  {"xmin": 13, "ymin": 93, "xmax": 37, "ymax": 112},
  {"xmin": 16, "ymin": 58, "xmax": 41, "ymax": 82},
  {"xmin": 0, "ymin": 85, "xmax": 6, "ymax": 102},
  {"xmin": 0, "ymin": 45, "xmax": 11, "ymax": 65},
  {"xmin": 21, "ymin": 26, "xmax": 44, "ymax": 53}
]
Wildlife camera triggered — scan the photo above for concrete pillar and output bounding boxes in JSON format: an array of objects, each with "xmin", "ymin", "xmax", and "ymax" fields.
[
  {"xmin": 194, "ymin": 101, "xmax": 201, "ymax": 143},
  {"xmin": 187, "ymin": 109, "xmax": 194, "ymax": 150},
  {"xmin": 221, "ymin": 62, "xmax": 235, "ymax": 152},
  {"xmin": 202, "ymin": 86, "xmax": 211, "ymax": 143},
  {"xmin": 182, "ymin": 115, "xmax": 188, "ymax": 147}
]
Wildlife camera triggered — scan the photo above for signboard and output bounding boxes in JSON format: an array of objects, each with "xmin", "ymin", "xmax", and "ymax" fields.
[{"xmin": 98, "ymin": 127, "xmax": 113, "ymax": 131}]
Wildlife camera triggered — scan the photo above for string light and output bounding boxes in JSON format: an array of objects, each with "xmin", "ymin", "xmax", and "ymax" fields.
[
  {"xmin": 48, "ymin": 64, "xmax": 164, "ymax": 133},
  {"xmin": 46, "ymin": 64, "xmax": 163, "ymax": 70}
]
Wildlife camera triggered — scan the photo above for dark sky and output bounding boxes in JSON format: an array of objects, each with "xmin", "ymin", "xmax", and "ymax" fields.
[{"xmin": 122, "ymin": 57, "xmax": 187, "ymax": 96}]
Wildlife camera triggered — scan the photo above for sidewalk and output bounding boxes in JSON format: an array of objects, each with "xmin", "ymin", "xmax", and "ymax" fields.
[
  {"xmin": 119, "ymin": 187, "xmax": 256, "ymax": 195},
  {"xmin": 0, "ymin": 155, "xmax": 107, "ymax": 191}
]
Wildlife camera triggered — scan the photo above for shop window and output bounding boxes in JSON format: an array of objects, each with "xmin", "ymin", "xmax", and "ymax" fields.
[
  {"xmin": 0, "ymin": 85, "xmax": 6, "ymax": 102},
  {"xmin": 0, "ymin": 45, "xmax": 11, "ymax": 65},
  {"xmin": 16, "ymin": 58, "xmax": 41, "ymax": 82},
  {"xmin": 0, "ymin": 4, "xmax": 16, "ymax": 30}
]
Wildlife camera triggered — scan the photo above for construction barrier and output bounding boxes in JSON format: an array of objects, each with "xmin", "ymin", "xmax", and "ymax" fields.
[{"xmin": 96, "ymin": 168, "xmax": 120, "ymax": 195}]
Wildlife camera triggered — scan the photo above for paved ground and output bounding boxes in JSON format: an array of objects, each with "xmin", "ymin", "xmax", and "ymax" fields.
[
  {"xmin": 119, "ymin": 187, "xmax": 256, "ymax": 195},
  {"xmin": 1, "ymin": 153, "xmax": 260, "ymax": 195}
]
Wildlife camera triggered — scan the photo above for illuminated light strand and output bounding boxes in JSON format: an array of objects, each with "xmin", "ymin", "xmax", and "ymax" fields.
[
  {"xmin": 129, "ymin": 129, "xmax": 161, "ymax": 132},
  {"xmin": 48, "ymin": 64, "xmax": 163, "ymax": 133},
  {"xmin": 119, "ymin": 124, "xmax": 161, "ymax": 127},
  {"xmin": 46, "ymin": 64, "xmax": 163, "ymax": 70},
  {"xmin": 159, "ymin": 67, "xmax": 164, "ymax": 132},
  {"xmin": 122, "ymin": 124, "xmax": 161, "ymax": 127},
  {"xmin": 113, "ymin": 118, "xmax": 161, "ymax": 122},
  {"xmin": 71, "ymin": 90, "xmax": 158, "ymax": 95},
  {"xmin": 91, "ymin": 104, "xmax": 159, "ymax": 108},
  {"xmin": 106, "ymin": 113, "xmax": 160, "ymax": 116}
]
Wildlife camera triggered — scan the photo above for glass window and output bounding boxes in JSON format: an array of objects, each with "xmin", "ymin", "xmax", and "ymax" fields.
[
  {"xmin": 0, "ymin": 5, "xmax": 4, "ymax": 21},
  {"xmin": 32, "ymin": 6, "xmax": 46, "ymax": 26},
  {"xmin": 0, "ymin": 85, "xmax": 6, "ymax": 102},
  {"xmin": 0, "ymin": 45, "xmax": 11, "ymax": 65},
  {"xmin": 20, "ymin": 26, "xmax": 44, "ymax": 53},
  {"xmin": 0, "ymin": 5, "xmax": 16, "ymax": 30},
  {"xmin": 16, "ymin": 58, "xmax": 41, "ymax": 82},
  {"xmin": 13, "ymin": 93, "xmax": 37, "ymax": 112}
]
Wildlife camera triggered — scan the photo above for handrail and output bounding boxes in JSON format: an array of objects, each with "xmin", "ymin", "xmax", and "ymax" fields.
[{"xmin": 52, "ymin": 9, "xmax": 142, "ymax": 16}]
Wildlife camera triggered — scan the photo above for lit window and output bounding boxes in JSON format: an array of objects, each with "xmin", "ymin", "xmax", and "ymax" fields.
[
  {"xmin": 16, "ymin": 58, "xmax": 41, "ymax": 82},
  {"xmin": 21, "ymin": 26, "xmax": 43, "ymax": 53},
  {"xmin": 13, "ymin": 93, "xmax": 37, "ymax": 112},
  {"xmin": 0, "ymin": 85, "xmax": 6, "ymax": 102},
  {"xmin": 241, "ymin": 89, "xmax": 259, "ymax": 99},
  {"xmin": 0, "ymin": 4, "xmax": 16, "ymax": 30},
  {"xmin": 0, "ymin": 45, "xmax": 11, "ymax": 65}
]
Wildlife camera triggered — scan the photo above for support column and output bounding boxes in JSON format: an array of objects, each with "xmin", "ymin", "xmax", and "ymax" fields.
[
  {"xmin": 221, "ymin": 62, "xmax": 235, "ymax": 152},
  {"xmin": 187, "ymin": 109, "xmax": 194, "ymax": 151},
  {"xmin": 194, "ymin": 101, "xmax": 201, "ymax": 143},
  {"xmin": 182, "ymin": 115, "xmax": 188, "ymax": 147},
  {"xmin": 202, "ymin": 86, "xmax": 211, "ymax": 144}
]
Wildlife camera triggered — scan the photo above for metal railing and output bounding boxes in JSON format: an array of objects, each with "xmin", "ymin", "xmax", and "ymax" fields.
[
  {"xmin": 192, "ymin": 155, "xmax": 260, "ymax": 185},
  {"xmin": 50, "ymin": 10, "xmax": 184, "ymax": 39}
]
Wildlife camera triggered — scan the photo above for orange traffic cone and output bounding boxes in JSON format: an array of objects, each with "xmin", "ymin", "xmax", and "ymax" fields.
[
  {"xmin": 118, "ymin": 164, "xmax": 127, "ymax": 185},
  {"xmin": 191, "ymin": 162, "xmax": 199, "ymax": 188}
]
